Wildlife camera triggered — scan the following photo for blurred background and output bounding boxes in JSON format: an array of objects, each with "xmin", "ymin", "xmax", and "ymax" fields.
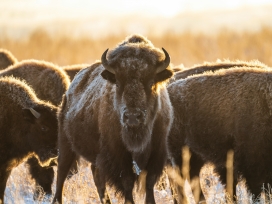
[{"xmin": 1, "ymin": 0, "xmax": 272, "ymax": 67}]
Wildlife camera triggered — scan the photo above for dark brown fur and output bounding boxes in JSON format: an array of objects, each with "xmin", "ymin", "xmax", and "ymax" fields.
[
  {"xmin": 0, "ymin": 77, "xmax": 58, "ymax": 203},
  {"xmin": 0, "ymin": 49, "xmax": 17, "ymax": 70},
  {"xmin": 168, "ymin": 66, "xmax": 272, "ymax": 198},
  {"xmin": 53, "ymin": 34, "xmax": 174, "ymax": 204},
  {"xmin": 168, "ymin": 60, "xmax": 268, "ymax": 203},
  {"xmin": 0, "ymin": 59, "xmax": 71, "ymax": 199},
  {"xmin": 62, "ymin": 63, "xmax": 90, "ymax": 81}
]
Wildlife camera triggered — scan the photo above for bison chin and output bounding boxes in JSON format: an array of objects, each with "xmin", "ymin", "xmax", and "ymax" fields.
[
  {"xmin": 121, "ymin": 125, "xmax": 152, "ymax": 152},
  {"xmin": 35, "ymin": 149, "xmax": 58, "ymax": 167}
]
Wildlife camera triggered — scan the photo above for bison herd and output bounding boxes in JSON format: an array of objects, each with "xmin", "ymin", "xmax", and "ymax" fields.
[{"xmin": 0, "ymin": 35, "xmax": 271, "ymax": 203}]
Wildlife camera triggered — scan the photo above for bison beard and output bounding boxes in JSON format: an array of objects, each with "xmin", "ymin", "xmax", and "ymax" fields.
[
  {"xmin": 121, "ymin": 124, "xmax": 153, "ymax": 152},
  {"xmin": 35, "ymin": 149, "xmax": 58, "ymax": 167}
]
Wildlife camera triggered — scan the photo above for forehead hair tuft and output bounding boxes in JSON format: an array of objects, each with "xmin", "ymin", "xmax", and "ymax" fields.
[
  {"xmin": 107, "ymin": 34, "xmax": 166, "ymax": 68},
  {"xmin": 118, "ymin": 34, "xmax": 154, "ymax": 46}
]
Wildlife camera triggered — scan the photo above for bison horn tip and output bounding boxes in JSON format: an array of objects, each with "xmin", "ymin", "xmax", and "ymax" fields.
[{"xmin": 29, "ymin": 108, "xmax": 41, "ymax": 119}]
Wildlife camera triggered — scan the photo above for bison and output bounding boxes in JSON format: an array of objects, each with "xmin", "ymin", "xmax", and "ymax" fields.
[
  {"xmin": 0, "ymin": 76, "xmax": 58, "ymax": 203},
  {"xmin": 0, "ymin": 49, "xmax": 17, "ymax": 70},
  {"xmin": 167, "ymin": 66, "xmax": 272, "ymax": 200},
  {"xmin": 168, "ymin": 60, "xmax": 268, "ymax": 203},
  {"xmin": 0, "ymin": 60, "xmax": 71, "ymax": 199},
  {"xmin": 52, "ymin": 34, "xmax": 174, "ymax": 204}
]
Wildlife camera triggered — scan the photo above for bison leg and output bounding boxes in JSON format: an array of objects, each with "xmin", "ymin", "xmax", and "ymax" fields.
[
  {"xmin": 168, "ymin": 151, "xmax": 204, "ymax": 204},
  {"xmin": 27, "ymin": 157, "xmax": 54, "ymax": 200},
  {"xmin": 91, "ymin": 164, "xmax": 111, "ymax": 204},
  {"xmin": 189, "ymin": 152, "xmax": 205, "ymax": 202},
  {"xmin": 145, "ymin": 172, "xmax": 157, "ymax": 204},
  {"xmin": 122, "ymin": 176, "xmax": 135, "ymax": 204},
  {"xmin": 0, "ymin": 167, "xmax": 11, "ymax": 204},
  {"xmin": 52, "ymin": 135, "xmax": 76, "ymax": 204}
]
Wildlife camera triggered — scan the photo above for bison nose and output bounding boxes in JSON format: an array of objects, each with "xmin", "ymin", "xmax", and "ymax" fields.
[{"xmin": 123, "ymin": 111, "xmax": 143, "ymax": 127}]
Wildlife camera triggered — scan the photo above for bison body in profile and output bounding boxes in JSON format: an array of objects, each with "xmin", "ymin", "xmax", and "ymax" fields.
[
  {"xmin": 0, "ymin": 76, "xmax": 58, "ymax": 203},
  {"xmin": 168, "ymin": 66, "xmax": 272, "ymax": 198},
  {"xmin": 53, "ymin": 34, "xmax": 174, "ymax": 204}
]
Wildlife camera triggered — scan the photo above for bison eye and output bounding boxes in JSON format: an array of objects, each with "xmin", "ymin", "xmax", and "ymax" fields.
[{"xmin": 41, "ymin": 126, "xmax": 49, "ymax": 132}]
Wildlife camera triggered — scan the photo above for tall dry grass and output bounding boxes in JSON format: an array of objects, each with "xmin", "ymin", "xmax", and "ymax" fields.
[{"xmin": 0, "ymin": 27, "xmax": 272, "ymax": 67}]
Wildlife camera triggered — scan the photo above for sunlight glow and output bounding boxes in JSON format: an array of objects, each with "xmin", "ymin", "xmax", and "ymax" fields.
[
  {"xmin": 2, "ymin": 0, "xmax": 272, "ymax": 17},
  {"xmin": 1, "ymin": 0, "xmax": 272, "ymax": 39}
]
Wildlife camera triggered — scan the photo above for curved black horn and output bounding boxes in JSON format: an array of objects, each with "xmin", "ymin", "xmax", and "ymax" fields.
[
  {"xmin": 101, "ymin": 49, "xmax": 115, "ymax": 74},
  {"xmin": 156, "ymin": 48, "xmax": 170, "ymax": 74}
]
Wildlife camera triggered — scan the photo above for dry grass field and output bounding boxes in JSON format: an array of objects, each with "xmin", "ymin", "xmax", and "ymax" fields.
[
  {"xmin": 0, "ymin": 27, "xmax": 272, "ymax": 68},
  {"xmin": 1, "ymin": 27, "xmax": 272, "ymax": 203}
]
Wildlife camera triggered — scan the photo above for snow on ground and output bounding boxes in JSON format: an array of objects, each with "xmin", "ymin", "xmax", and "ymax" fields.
[
  {"xmin": 4, "ymin": 158, "xmax": 174, "ymax": 204},
  {"xmin": 4, "ymin": 159, "xmax": 271, "ymax": 204}
]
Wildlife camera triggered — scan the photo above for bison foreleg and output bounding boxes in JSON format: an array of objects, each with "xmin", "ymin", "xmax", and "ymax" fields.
[
  {"xmin": 145, "ymin": 172, "xmax": 157, "ymax": 204},
  {"xmin": 0, "ymin": 167, "xmax": 11, "ymax": 204},
  {"xmin": 52, "ymin": 136, "xmax": 76, "ymax": 204},
  {"xmin": 121, "ymin": 173, "xmax": 135, "ymax": 204},
  {"xmin": 91, "ymin": 164, "xmax": 111, "ymax": 204}
]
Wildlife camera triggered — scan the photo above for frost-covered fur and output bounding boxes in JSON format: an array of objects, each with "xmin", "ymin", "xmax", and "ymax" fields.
[
  {"xmin": 173, "ymin": 59, "xmax": 268, "ymax": 81},
  {"xmin": 107, "ymin": 35, "xmax": 166, "ymax": 70},
  {"xmin": 0, "ymin": 49, "xmax": 17, "ymax": 70},
  {"xmin": 53, "ymin": 34, "xmax": 174, "ymax": 204},
  {"xmin": 168, "ymin": 66, "xmax": 272, "ymax": 198},
  {"xmin": 0, "ymin": 77, "xmax": 58, "ymax": 203}
]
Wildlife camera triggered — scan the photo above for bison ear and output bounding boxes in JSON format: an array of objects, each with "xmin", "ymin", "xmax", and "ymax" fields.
[
  {"xmin": 101, "ymin": 70, "xmax": 116, "ymax": 83},
  {"xmin": 22, "ymin": 109, "xmax": 35, "ymax": 123},
  {"xmin": 154, "ymin": 69, "xmax": 174, "ymax": 83}
]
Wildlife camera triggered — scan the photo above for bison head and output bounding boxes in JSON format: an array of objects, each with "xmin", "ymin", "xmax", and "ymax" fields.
[
  {"xmin": 22, "ymin": 105, "xmax": 58, "ymax": 166},
  {"xmin": 101, "ymin": 37, "xmax": 173, "ymax": 152}
]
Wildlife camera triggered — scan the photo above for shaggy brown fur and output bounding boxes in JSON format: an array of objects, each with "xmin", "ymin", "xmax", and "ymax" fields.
[
  {"xmin": 0, "ymin": 59, "xmax": 70, "ymax": 105},
  {"xmin": 62, "ymin": 64, "xmax": 90, "ymax": 81},
  {"xmin": 174, "ymin": 59, "xmax": 268, "ymax": 80},
  {"xmin": 168, "ymin": 66, "xmax": 272, "ymax": 198},
  {"xmin": 0, "ymin": 59, "xmax": 70, "ymax": 199},
  {"xmin": 0, "ymin": 77, "xmax": 58, "ymax": 203},
  {"xmin": 0, "ymin": 49, "xmax": 17, "ymax": 70},
  {"xmin": 53, "ymin": 34, "xmax": 174, "ymax": 204}
]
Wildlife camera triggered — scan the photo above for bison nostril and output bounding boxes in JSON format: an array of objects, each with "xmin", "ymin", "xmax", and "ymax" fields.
[
  {"xmin": 123, "ymin": 111, "xmax": 143, "ymax": 126},
  {"xmin": 135, "ymin": 112, "xmax": 142, "ymax": 120}
]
